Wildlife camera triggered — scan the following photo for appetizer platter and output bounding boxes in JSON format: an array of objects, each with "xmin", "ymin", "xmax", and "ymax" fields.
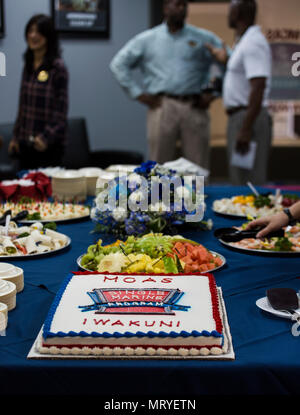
[
  {"xmin": 0, "ymin": 221, "xmax": 70, "ymax": 258},
  {"xmin": 0, "ymin": 201, "xmax": 90, "ymax": 223},
  {"xmin": 212, "ymin": 193, "xmax": 300, "ymax": 219},
  {"xmin": 77, "ymin": 233, "xmax": 225, "ymax": 274},
  {"xmin": 214, "ymin": 224, "xmax": 300, "ymax": 255}
]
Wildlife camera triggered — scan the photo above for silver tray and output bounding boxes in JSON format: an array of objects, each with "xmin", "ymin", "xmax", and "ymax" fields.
[
  {"xmin": 19, "ymin": 214, "xmax": 90, "ymax": 224},
  {"xmin": 212, "ymin": 208, "xmax": 251, "ymax": 219},
  {"xmin": 76, "ymin": 250, "xmax": 226, "ymax": 273},
  {"xmin": 218, "ymin": 238, "xmax": 300, "ymax": 256},
  {"xmin": 0, "ymin": 236, "xmax": 71, "ymax": 260}
]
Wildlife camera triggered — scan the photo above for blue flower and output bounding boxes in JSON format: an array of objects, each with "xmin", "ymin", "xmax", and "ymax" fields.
[
  {"xmin": 134, "ymin": 160, "xmax": 157, "ymax": 176},
  {"xmin": 125, "ymin": 213, "xmax": 147, "ymax": 235}
]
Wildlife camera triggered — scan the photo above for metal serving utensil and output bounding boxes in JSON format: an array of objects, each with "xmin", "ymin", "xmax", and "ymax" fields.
[
  {"xmin": 0, "ymin": 210, "xmax": 12, "ymax": 225},
  {"xmin": 11, "ymin": 210, "xmax": 29, "ymax": 222},
  {"xmin": 267, "ymin": 288, "xmax": 300, "ymax": 322},
  {"xmin": 214, "ymin": 227, "xmax": 285, "ymax": 243}
]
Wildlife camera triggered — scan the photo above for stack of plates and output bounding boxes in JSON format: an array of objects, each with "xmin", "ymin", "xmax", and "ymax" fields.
[
  {"xmin": 79, "ymin": 167, "xmax": 105, "ymax": 196},
  {"xmin": 0, "ymin": 279, "xmax": 16, "ymax": 311},
  {"xmin": 95, "ymin": 171, "xmax": 119, "ymax": 195},
  {"xmin": 106, "ymin": 164, "xmax": 138, "ymax": 174},
  {"xmin": 52, "ymin": 170, "xmax": 87, "ymax": 202},
  {"xmin": 0, "ymin": 263, "xmax": 24, "ymax": 293},
  {"xmin": 0, "ymin": 302, "xmax": 8, "ymax": 332}
]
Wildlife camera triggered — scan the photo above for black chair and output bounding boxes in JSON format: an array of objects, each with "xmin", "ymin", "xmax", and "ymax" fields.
[
  {"xmin": 90, "ymin": 150, "xmax": 144, "ymax": 169},
  {"xmin": 62, "ymin": 117, "xmax": 144, "ymax": 169},
  {"xmin": 0, "ymin": 123, "xmax": 20, "ymax": 180},
  {"xmin": 62, "ymin": 117, "xmax": 92, "ymax": 169}
]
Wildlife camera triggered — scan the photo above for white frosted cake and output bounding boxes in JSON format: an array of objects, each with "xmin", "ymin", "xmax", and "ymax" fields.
[{"xmin": 37, "ymin": 272, "xmax": 228, "ymax": 357}]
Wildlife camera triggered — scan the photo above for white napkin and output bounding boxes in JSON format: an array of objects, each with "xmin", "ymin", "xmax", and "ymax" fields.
[{"xmin": 163, "ymin": 157, "xmax": 210, "ymax": 178}]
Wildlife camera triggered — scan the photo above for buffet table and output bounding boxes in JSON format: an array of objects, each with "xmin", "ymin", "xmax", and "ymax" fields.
[{"xmin": 1, "ymin": 185, "xmax": 300, "ymax": 396}]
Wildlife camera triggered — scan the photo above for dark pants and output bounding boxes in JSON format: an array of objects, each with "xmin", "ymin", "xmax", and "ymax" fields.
[{"xmin": 18, "ymin": 141, "xmax": 64, "ymax": 170}]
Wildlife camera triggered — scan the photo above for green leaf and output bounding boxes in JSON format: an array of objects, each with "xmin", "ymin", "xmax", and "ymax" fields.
[
  {"xmin": 43, "ymin": 222, "xmax": 57, "ymax": 231},
  {"xmin": 27, "ymin": 212, "xmax": 42, "ymax": 221}
]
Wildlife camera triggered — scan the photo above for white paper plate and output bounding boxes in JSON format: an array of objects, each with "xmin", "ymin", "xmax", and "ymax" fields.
[{"xmin": 256, "ymin": 295, "xmax": 300, "ymax": 320}]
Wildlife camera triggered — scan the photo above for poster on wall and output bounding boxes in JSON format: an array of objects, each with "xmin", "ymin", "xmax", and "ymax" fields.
[
  {"xmin": 0, "ymin": 0, "xmax": 5, "ymax": 38},
  {"xmin": 52, "ymin": 0, "xmax": 110, "ymax": 37},
  {"xmin": 258, "ymin": 0, "xmax": 300, "ymax": 140}
]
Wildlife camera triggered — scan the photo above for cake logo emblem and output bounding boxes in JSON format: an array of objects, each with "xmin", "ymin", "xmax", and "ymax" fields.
[{"xmin": 79, "ymin": 288, "xmax": 190, "ymax": 315}]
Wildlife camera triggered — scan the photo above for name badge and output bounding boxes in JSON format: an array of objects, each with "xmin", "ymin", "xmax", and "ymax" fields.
[{"xmin": 37, "ymin": 70, "xmax": 49, "ymax": 82}]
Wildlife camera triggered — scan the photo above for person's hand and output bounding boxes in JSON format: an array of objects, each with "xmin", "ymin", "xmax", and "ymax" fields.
[
  {"xmin": 235, "ymin": 128, "xmax": 252, "ymax": 154},
  {"xmin": 204, "ymin": 42, "xmax": 228, "ymax": 64},
  {"xmin": 34, "ymin": 135, "xmax": 48, "ymax": 152},
  {"xmin": 246, "ymin": 212, "xmax": 289, "ymax": 238},
  {"xmin": 137, "ymin": 94, "xmax": 161, "ymax": 109},
  {"xmin": 196, "ymin": 92, "xmax": 215, "ymax": 109},
  {"xmin": 8, "ymin": 139, "xmax": 20, "ymax": 155}
]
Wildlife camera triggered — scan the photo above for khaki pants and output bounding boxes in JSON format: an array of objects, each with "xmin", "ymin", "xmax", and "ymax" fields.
[
  {"xmin": 227, "ymin": 108, "xmax": 272, "ymax": 185},
  {"xmin": 147, "ymin": 96, "xmax": 210, "ymax": 169}
]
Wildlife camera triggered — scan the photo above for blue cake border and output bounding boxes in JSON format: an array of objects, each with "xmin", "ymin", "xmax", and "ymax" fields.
[{"xmin": 42, "ymin": 273, "xmax": 224, "ymax": 343}]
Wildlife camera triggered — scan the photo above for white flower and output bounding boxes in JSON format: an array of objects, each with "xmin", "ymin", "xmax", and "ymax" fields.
[
  {"xmin": 95, "ymin": 191, "xmax": 105, "ymax": 207},
  {"xmin": 149, "ymin": 202, "xmax": 169, "ymax": 215},
  {"xmin": 175, "ymin": 186, "xmax": 191, "ymax": 199},
  {"xmin": 112, "ymin": 207, "xmax": 127, "ymax": 222},
  {"xmin": 129, "ymin": 191, "xmax": 144, "ymax": 203},
  {"xmin": 127, "ymin": 173, "xmax": 143, "ymax": 185},
  {"xmin": 150, "ymin": 176, "xmax": 160, "ymax": 183},
  {"xmin": 90, "ymin": 207, "xmax": 97, "ymax": 219},
  {"xmin": 206, "ymin": 219, "xmax": 213, "ymax": 230}
]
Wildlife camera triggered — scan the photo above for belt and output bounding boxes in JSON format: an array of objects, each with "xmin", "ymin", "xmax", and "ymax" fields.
[
  {"xmin": 226, "ymin": 106, "xmax": 248, "ymax": 116},
  {"xmin": 161, "ymin": 93, "xmax": 200, "ymax": 102}
]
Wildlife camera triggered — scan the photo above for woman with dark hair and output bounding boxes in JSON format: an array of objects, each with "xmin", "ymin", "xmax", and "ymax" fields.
[{"xmin": 9, "ymin": 14, "xmax": 69, "ymax": 169}]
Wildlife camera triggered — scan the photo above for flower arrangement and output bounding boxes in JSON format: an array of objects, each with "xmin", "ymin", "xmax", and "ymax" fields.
[{"xmin": 91, "ymin": 161, "xmax": 212, "ymax": 238}]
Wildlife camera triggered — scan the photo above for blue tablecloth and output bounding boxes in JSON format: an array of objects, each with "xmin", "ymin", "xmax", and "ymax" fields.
[{"xmin": 1, "ymin": 185, "xmax": 300, "ymax": 397}]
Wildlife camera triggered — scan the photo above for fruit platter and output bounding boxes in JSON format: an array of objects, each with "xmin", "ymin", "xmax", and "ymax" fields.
[
  {"xmin": 212, "ymin": 193, "xmax": 300, "ymax": 219},
  {"xmin": 0, "ymin": 200, "xmax": 90, "ymax": 223},
  {"xmin": 215, "ymin": 223, "xmax": 300, "ymax": 255},
  {"xmin": 78, "ymin": 233, "xmax": 225, "ymax": 274}
]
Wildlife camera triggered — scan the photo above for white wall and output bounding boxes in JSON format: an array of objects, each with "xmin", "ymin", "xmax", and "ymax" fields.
[{"xmin": 0, "ymin": 0, "xmax": 149, "ymax": 156}]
